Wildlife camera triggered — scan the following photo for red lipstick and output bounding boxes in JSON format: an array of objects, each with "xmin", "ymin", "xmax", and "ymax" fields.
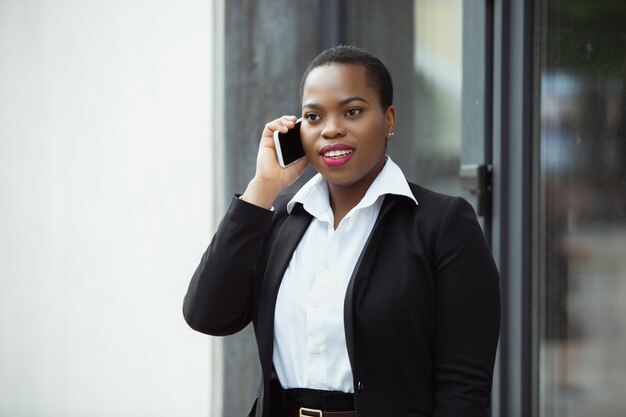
[{"xmin": 319, "ymin": 144, "xmax": 355, "ymax": 167}]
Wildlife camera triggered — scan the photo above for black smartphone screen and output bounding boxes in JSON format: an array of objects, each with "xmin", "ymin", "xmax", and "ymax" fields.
[{"xmin": 276, "ymin": 121, "xmax": 305, "ymax": 166}]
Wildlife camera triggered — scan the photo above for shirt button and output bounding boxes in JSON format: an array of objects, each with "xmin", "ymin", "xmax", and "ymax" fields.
[
  {"xmin": 357, "ymin": 381, "xmax": 364, "ymax": 392},
  {"xmin": 313, "ymin": 345, "xmax": 320, "ymax": 354}
]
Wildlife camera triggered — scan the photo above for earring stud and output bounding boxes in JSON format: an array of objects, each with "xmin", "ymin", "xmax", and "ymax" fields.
[{"xmin": 388, "ymin": 132, "xmax": 395, "ymax": 137}]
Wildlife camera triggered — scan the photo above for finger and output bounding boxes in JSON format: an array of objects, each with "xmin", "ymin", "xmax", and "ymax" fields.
[
  {"xmin": 263, "ymin": 120, "xmax": 285, "ymax": 136},
  {"xmin": 282, "ymin": 157, "xmax": 309, "ymax": 187},
  {"xmin": 276, "ymin": 115, "xmax": 298, "ymax": 132},
  {"xmin": 262, "ymin": 124, "xmax": 277, "ymax": 139},
  {"xmin": 284, "ymin": 115, "xmax": 298, "ymax": 124},
  {"xmin": 291, "ymin": 156, "xmax": 310, "ymax": 175},
  {"xmin": 262, "ymin": 115, "xmax": 298, "ymax": 138},
  {"xmin": 281, "ymin": 115, "xmax": 298, "ymax": 124}
]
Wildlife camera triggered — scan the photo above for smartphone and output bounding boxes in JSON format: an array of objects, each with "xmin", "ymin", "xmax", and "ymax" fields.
[{"xmin": 273, "ymin": 118, "xmax": 305, "ymax": 168}]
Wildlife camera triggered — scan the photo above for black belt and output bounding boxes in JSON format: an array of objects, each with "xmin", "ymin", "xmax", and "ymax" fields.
[
  {"xmin": 288, "ymin": 407, "xmax": 356, "ymax": 417},
  {"xmin": 271, "ymin": 378, "xmax": 357, "ymax": 417}
]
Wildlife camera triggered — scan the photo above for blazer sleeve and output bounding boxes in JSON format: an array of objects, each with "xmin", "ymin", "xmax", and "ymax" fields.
[
  {"xmin": 183, "ymin": 196, "xmax": 274, "ymax": 336},
  {"xmin": 432, "ymin": 197, "xmax": 501, "ymax": 417}
]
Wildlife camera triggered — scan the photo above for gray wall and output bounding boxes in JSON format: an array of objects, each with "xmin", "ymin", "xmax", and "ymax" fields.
[
  {"xmin": 224, "ymin": 1, "xmax": 321, "ymax": 199},
  {"xmin": 222, "ymin": 1, "xmax": 321, "ymax": 415}
]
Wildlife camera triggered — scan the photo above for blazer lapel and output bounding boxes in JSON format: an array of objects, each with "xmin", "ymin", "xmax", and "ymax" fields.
[
  {"xmin": 343, "ymin": 195, "xmax": 398, "ymax": 370},
  {"xmin": 256, "ymin": 204, "xmax": 312, "ymax": 373}
]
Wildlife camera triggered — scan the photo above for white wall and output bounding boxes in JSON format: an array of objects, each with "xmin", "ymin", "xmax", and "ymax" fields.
[{"xmin": 0, "ymin": 0, "xmax": 220, "ymax": 415}]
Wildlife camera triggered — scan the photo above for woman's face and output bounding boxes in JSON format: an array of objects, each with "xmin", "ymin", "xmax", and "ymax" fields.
[{"xmin": 300, "ymin": 63, "xmax": 395, "ymax": 191}]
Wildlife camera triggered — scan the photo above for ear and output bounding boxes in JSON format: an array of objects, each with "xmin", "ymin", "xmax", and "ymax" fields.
[{"xmin": 385, "ymin": 105, "xmax": 397, "ymax": 137}]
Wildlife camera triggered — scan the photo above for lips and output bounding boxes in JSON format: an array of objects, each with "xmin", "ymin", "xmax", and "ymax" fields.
[{"xmin": 319, "ymin": 144, "xmax": 355, "ymax": 167}]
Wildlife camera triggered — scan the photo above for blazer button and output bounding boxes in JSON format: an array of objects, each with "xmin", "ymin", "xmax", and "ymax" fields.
[{"xmin": 357, "ymin": 381, "xmax": 364, "ymax": 392}]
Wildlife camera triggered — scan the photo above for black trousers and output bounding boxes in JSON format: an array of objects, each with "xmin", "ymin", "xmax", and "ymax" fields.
[
  {"xmin": 269, "ymin": 378, "xmax": 288, "ymax": 417},
  {"xmin": 268, "ymin": 378, "xmax": 355, "ymax": 417}
]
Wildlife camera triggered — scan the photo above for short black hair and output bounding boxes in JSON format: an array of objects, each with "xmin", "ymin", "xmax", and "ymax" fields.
[{"xmin": 299, "ymin": 45, "xmax": 393, "ymax": 109}]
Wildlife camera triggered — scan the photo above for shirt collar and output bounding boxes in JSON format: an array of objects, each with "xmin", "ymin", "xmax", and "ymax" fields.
[{"xmin": 287, "ymin": 156, "xmax": 418, "ymax": 218}]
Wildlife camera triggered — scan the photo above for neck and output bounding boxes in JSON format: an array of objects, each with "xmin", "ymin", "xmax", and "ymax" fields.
[
  {"xmin": 328, "ymin": 157, "xmax": 386, "ymax": 229},
  {"xmin": 328, "ymin": 185, "xmax": 367, "ymax": 229}
]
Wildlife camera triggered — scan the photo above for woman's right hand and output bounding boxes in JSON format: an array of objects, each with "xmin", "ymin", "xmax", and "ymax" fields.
[{"xmin": 241, "ymin": 115, "xmax": 309, "ymax": 209}]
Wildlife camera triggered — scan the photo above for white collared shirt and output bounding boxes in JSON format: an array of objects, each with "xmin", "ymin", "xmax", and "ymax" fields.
[{"xmin": 273, "ymin": 157, "xmax": 418, "ymax": 393}]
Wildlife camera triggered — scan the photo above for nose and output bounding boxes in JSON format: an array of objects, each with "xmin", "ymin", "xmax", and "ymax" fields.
[{"xmin": 321, "ymin": 116, "xmax": 346, "ymax": 139}]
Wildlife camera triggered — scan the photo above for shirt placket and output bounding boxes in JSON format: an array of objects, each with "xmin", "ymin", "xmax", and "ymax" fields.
[{"xmin": 305, "ymin": 220, "xmax": 336, "ymax": 387}]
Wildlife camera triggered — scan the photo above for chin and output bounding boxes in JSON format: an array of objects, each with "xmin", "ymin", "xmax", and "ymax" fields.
[{"xmin": 322, "ymin": 173, "xmax": 364, "ymax": 188}]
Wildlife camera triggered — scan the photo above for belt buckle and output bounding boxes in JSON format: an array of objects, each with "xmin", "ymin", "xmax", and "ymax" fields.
[{"xmin": 299, "ymin": 407, "xmax": 323, "ymax": 417}]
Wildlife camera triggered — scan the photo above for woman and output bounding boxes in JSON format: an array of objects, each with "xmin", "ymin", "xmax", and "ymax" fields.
[{"xmin": 184, "ymin": 45, "xmax": 500, "ymax": 417}]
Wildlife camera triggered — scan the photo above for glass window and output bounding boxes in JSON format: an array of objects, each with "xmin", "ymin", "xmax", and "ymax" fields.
[
  {"xmin": 411, "ymin": 0, "xmax": 463, "ymax": 194},
  {"xmin": 537, "ymin": 1, "xmax": 626, "ymax": 415}
]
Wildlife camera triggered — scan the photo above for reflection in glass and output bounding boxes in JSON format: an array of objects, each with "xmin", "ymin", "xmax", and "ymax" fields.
[
  {"xmin": 411, "ymin": 0, "xmax": 463, "ymax": 195},
  {"xmin": 538, "ymin": 1, "xmax": 626, "ymax": 416}
]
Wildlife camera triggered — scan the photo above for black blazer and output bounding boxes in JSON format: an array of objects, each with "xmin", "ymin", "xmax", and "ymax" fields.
[{"xmin": 183, "ymin": 183, "xmax": 500, "ymax": 417}]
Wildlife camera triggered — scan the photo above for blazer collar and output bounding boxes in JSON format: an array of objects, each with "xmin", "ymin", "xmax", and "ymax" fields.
[{"xmin": 343, "ymin": 194, "xmax": 399, "ymax": 371}]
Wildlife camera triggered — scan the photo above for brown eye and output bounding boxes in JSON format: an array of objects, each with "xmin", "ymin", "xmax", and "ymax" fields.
[
  {"xmin": 304, "ymin": 113, "xmax": 321, "ymax": 122},
  {"xmin": 345, "ymin": 108, "xmax": 362, "ymax": 117}
]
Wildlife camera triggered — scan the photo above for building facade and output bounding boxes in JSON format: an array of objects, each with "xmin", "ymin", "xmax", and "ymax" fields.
[
  {"xmin": 215, "ymin": 1, "xmax": 626, "ymax": 416},
  {"xmin": 1, "ymin": 1, "xmax": 624, "ymax": 416}
]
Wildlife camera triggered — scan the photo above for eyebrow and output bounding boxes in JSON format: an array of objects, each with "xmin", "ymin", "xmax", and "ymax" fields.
[{"xmin": 302, "ymin": 96, "xmax": 370, "ymax": 109}]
